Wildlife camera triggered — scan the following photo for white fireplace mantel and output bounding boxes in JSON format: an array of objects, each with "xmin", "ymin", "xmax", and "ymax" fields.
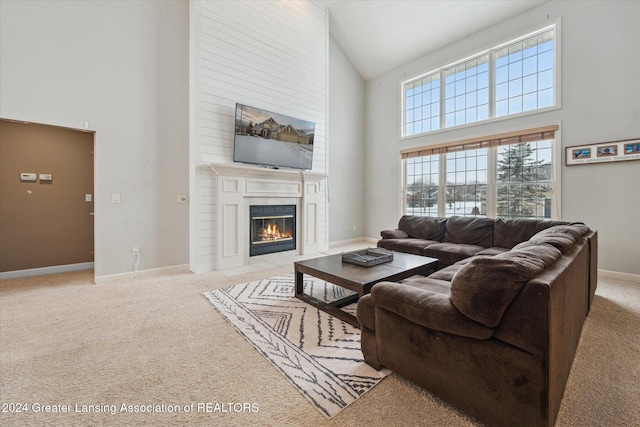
[{"xmin": 202, "ymin": 162, "xmax": 327, "ymax": 270}]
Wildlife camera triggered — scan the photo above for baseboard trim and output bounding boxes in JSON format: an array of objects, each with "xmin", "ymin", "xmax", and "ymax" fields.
[
  {"xmin": 598, "ymin": 269, "xmax": 640, "ymax": 283},
  {"xmin": 94, "ymin": 264, "xmax": 191, "ymax": 284},
  {"xmin": 0, "ymin": 262, "xmax": 94, "ymax": 280},
  {"xmin": 329, "ymin": 237, "xmax": 377, "ymax": 247}
]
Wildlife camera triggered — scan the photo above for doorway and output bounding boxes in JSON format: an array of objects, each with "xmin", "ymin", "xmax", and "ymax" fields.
[{"xmin": 0, "ymin": 119, "xmax": 95, "ymax": 277}]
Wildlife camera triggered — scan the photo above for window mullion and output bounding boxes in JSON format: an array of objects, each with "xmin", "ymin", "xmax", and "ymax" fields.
[
  {"xmin": 439, "ymin": 69, "xmax": 445, "ymax": 131},
  {"xmin": 486, "ymin": 146, "xmax": 497, "ymax": 217},
  {"xmin": 489, "ymin": 50, "xmax": 495, "ymax": 119},
  {"xmin": 438, "ymin": 152, "xmax": 446, "ymax": 217}
]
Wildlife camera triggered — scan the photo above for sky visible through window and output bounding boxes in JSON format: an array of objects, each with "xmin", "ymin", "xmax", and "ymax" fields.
[{"xmin": 495, "ymin": 30, "xmax": 554, "ymax": 117}]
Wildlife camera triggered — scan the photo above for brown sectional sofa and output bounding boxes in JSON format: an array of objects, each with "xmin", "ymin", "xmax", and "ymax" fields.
[{"xmin": 358, "ymin": 215, "xmax": 598, "ymax": 427}]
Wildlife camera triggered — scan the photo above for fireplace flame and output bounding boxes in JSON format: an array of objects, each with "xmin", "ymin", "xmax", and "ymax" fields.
[{"xmin": 258, "ymin": 223, "xmax": 292, "ymax": 241}]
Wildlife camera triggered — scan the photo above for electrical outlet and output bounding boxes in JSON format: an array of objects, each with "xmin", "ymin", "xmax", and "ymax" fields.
[{"xmin": 131, "ymin": 247, "xmax": 139, "ymax": 256}]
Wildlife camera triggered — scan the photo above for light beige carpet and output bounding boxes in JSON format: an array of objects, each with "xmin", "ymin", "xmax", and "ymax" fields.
[{"xmin": 1, "ymin": 266, "xmax": 638, "ymax": 426}]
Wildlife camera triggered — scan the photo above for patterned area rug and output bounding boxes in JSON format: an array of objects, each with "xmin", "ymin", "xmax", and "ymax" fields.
[{"xmin": 203, "ymin": 273, "xmax": 390, "ymax": 418}]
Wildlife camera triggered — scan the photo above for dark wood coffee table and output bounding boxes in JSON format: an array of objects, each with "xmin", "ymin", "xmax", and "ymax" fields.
[{"xmin": 294, "ymin": 252, "xmax": 438, "ymax": 327}]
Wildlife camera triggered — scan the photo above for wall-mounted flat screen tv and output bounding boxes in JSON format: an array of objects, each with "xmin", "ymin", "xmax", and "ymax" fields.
[{"xmin": 233, "ymin": 103, "xmax": 315, "ymax": 170}]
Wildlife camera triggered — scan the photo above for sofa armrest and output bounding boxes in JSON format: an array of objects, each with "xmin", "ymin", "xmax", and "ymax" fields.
[
  {"xmin": 370, "ymin": 282, "xmax": 493, "ymax": 339},
  {"xmin": 356, "ymin": 294, "xmax": 376, "ymax": 331},
  {"xmin": 380, "ymin": 229, "xmax": 409, "ymax": 239}
]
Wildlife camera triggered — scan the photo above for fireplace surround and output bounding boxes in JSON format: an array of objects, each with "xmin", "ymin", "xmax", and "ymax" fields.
[{"xmin": 204, "ymin": 163, "xmax": 327, "ymax": 270}]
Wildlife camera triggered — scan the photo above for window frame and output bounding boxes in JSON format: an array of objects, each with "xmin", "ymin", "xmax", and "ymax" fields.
[{"xmin": 401, "ymin": 20, "xmax": 561, "ymax": 139}]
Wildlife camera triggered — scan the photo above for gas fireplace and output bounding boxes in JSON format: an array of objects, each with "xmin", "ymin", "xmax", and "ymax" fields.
[{"xmin": 249, "ymin": 205, "xmax": 296, "ymax": 256}]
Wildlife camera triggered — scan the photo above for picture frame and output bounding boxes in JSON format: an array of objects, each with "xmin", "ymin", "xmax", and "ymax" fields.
[{"xmin": 565, "ymin": 138, "xmax": 640, "ymax": 166}]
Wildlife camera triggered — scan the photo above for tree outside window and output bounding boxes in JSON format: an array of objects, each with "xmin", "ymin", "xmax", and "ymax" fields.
[{"xmin": 496, "ymin": 142, "xmax": 552, "ymax": 218}]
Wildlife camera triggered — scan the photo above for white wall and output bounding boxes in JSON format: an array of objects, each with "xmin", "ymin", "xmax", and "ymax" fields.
[
  {"xmin": 364, "ymin": 1, "xmax": 640, "ymax": 274},
  {"xmin": 0, "ymin": 0, "xmax": 190, "ymax": 278},
  {"xmin": 190, "ymin": 0, "xmax": 328, "ymax": 272},
  {"xmin": 328, "ymin": 36, "xmax": 366, "ymax": 243}
]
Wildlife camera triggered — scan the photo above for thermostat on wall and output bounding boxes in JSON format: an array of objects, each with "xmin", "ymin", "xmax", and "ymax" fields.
[{"xmin": 20, "ymin": 173, "xmax": 37, "ymax": 182}]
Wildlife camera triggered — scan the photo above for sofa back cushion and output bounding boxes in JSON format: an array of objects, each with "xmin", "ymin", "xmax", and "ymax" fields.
[
  {"xmin": 398, "ymin": 215, "xmax": 447, "ymax": 241},
  {"xmin": 513, "ymin": 224, "xmax": 589, "ymax": 254},
  {"xmin": 493, "ymin": 218, "xmax": 568, "ymax": 249},
  {"xmin": 450, "ymin": 243, "xmax": 561, "ymax": 327},
  {"xmin": 531, "ymin": 223, "xmax": 589, "ymax": 240},
  {"xmin": 444, "ymin": 216, "xmax": 494, "ymax": 248}
]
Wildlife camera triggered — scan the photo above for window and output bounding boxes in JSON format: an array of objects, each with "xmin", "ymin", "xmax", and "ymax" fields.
[
  {"xmin": 444, "ymin": 55, "xmax": 489, "ymax": 127},
  {"xmin": 402, "ymin": 126, "xmax": 557, "ymax": 219},
  {"xmin": 406, "ymin": 155, "xmax": 439, "ymax": 217},
  {"xmin": 444, "ymin": 148, "xmax": 488, "ymax": 217},
  {"xmin": 495, "ymin": 30, "xmax": 554, "ymax": 117},
  {"xmin": 496, "ymin": 140, "xmax": 553, "ymax": 218},
  {"xmin": 405, "ymin": 73, "xmax": 440, "ymax": 135},
  {"xmin": 403, "ymin": 25, "xmax": 557, "ymax": 137}
]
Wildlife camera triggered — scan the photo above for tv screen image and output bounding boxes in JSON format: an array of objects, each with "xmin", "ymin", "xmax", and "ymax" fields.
[{"xmin": 234, "ymin": 103, "xmax": 315, "ymax": 170}]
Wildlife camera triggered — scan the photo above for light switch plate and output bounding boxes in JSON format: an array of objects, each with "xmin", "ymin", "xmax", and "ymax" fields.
[{"xmin": 39, "ymin": 173, "xmax": 53, "ymax": 181}]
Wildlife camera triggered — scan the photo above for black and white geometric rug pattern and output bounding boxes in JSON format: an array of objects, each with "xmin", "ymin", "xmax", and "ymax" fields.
[{"xmin": 203, "ymin": 273, "xmax": 390, "ymax": 418}]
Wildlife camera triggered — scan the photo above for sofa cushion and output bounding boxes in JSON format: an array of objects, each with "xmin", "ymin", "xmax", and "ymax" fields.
[
  {"xmin": 531, "ymin": 223, "xmax": 589, "ymax": 240},
  {"xmin": 450, "ymin": 244, "xmax": 562, "ymax": 327},
  {"xmin": 444, "ymin": 216, "xmax": 494, "ymax": 248},
  {"xmin": 475, "ymin": 247, "xmax": 510, "ymax": 256},
  {"xmin": 424, "ymin": 242, "xmax": 485, "ymax": 267},
  {"xmin": 493, "ymin": 218, "xmax": 568, "ymax": 249},
  {"xmin": 514, "ymin": 233, "xmax": 575, "ymax": 254},
  {"xmin": 398, "ymin": 215, "xmax": 447, "ymax": 241},
  {"xmin": 380, "ymin": 229, "xmax": 409, "ymax": 239},
  {"xmin": 377, "ymin": 238, "xmax": 438, "ymax": 255},
  {"xmin": 515, "ymin": 224, "xmax": 589, "ymax": 254},
  {"xmin": 371, "ymin": 281, "xmax": 494, "ymax": 339},
  {"xmin": 429, "ymin": 264, "xmax": 463, "ymax": 282}
]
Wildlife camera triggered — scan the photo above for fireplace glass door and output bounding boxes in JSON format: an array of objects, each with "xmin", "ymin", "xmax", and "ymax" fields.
[{"xmin": 250, "ymin": 205, "xmax": 296, "ymax": 256}]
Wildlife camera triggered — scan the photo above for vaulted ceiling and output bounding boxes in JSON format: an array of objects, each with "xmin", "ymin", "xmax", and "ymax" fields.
[{"xmin": 318, "ymin": 0, "xmax": 549, "ymax": 80}]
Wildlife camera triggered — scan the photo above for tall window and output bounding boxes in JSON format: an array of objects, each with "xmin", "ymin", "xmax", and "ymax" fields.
[
  {"xmin": 402, "ymin": 127, "xmax": 557, "ymax": 219},
  {"xmin": 445, "ymin": 148, "xmax": 488, "ymax": 217},
  {"xmin": 406, "ymin": 155, "xmax": 439, "ymax": 217},
  {"xmin": 403, "ymin": 25, "xmax": 557, "ymax": 137},
  {"xmin": 496, "ymin": 140, "xmax": 553, "ymax": 218}
]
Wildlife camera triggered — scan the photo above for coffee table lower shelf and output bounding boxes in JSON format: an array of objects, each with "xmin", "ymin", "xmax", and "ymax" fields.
[
  {"xmin": 294, "ymin": 253, "xmax": 438, "ymax": 328},
  {"xmin": 294, "ymin": 289, "xmax": 360, "ymax": 327}
]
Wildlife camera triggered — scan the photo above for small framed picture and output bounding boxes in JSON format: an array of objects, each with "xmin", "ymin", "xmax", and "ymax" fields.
[
  {"xmin": 596, "ymin": 145, "xmax": 617, "ymax": 157},
  {"xmin": 572, "ymin": 148, "xmax": 591, "ymax": 159},
  {"xmin": 624, "ymin": 142, "xmax": 640, "ymax": 154}
]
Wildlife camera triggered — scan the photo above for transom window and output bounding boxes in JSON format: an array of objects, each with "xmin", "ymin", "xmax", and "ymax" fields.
[
  {"xmin": 444, "ymin": 55, "xmax": 489, "ymax": 127},
  {"xmin": 405, "ymin": 73, "xmax": 440, "ymax": 135},
  {"xmin": 403, "ymin": 126, "xmax": 558, "ymax": 219},
  {"xmin": 403, "ymin": 25, "xmax": 557, "ymax": 137},
  {"xmin": 495, "ymin": 30, "xmax": 554, "ymax": 116}
]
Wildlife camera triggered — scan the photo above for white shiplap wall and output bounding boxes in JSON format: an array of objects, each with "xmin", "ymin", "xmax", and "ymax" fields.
[{"xmin": 190, "ymin": 0, "xmax": 328, "ymax": 272}]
